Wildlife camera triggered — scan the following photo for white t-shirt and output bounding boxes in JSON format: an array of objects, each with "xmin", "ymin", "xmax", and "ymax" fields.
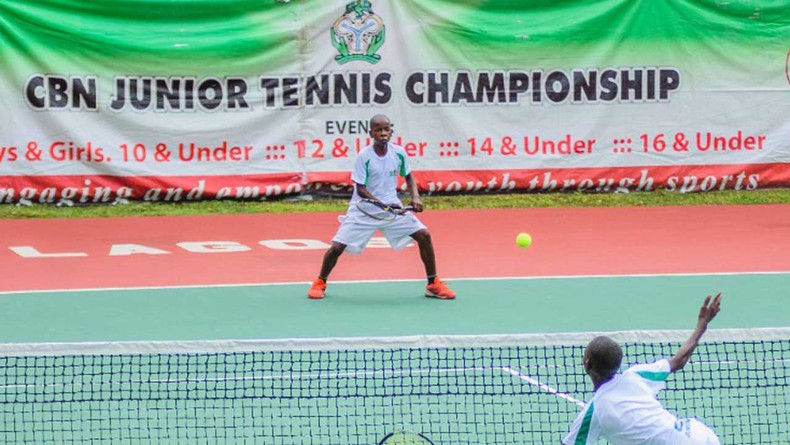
[
  {"xmin": 563, "ymin": 359, "xmax": 681, "ymax": 445},
  {"xmin": 350, "ymin": 143, "xmax": 411, "ymax": 206}
]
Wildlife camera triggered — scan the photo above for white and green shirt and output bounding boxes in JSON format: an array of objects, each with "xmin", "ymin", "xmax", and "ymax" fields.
[
  {"xmin": 563, "ymin": 359, "xmax": 679, "ymax": 445},
  {"xmin": 350, "ymin": 142, "xmax": 410, "ymax": 205}
]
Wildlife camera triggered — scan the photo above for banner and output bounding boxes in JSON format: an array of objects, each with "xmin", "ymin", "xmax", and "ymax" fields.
[{"xmin": 1, "ymin": 0, "xmax": 789, "ymax": 203}]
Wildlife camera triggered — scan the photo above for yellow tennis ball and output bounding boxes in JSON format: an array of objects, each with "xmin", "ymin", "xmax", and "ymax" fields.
[{"xmin": 516, "ymin": 232, "xmax": 532, "ymax": 248}]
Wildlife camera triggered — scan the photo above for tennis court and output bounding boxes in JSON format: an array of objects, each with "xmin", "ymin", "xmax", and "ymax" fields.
[{"xmin": 1, "ymin": 204, "xmax": 789, "ymax": 444}]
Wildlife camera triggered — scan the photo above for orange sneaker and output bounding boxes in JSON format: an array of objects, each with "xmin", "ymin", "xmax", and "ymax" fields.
[
  {"xmin": 425, "ymin": 278, "xmax": 456, "ymax": 300},
  {"xmin": 307, "ymin": 278, "xmax": 327, "ymax": 299}
]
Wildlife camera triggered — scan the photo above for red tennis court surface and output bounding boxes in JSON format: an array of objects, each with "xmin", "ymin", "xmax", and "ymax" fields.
[{"xmin": 1, "ymin": 204, "xmax": 788, "ymax": 293}]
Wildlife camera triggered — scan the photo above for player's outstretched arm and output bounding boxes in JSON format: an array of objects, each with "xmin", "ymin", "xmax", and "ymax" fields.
[{"xmin": 669, "ymin": 292, "xmax": 722, "ymax": 372}]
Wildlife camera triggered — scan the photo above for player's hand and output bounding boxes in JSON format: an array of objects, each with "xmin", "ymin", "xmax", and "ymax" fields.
[
  {"xmin": 697, "ymin": 292, "xmax": 722, "ymax": 327},
  {"xmin": 410, "ymin": 197, "xmax": 424, "ymax": 212}
]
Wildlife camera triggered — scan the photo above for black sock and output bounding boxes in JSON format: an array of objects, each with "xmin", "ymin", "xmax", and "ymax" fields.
[{"xmin": 427, "ymin": 275, "xmax": 436, "ymax": 284}]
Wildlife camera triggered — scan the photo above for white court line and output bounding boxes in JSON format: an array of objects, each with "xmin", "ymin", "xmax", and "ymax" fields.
[
  {"xmin": 0, "ymin": 271, "xmax": 787, "ymax": 296},
  {"xmin": 501, "ymin": 366, "xmax": 585, "ymax": 407}
]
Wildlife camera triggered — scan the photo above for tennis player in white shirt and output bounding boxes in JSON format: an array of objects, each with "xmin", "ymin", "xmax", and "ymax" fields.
[
  {"xmin": 307, "ymin": 114, "xmax": 456, "ymax": 301},
  {"xmin": 563, "ymin": 293, "xmax": 722, "ymax": 445}
]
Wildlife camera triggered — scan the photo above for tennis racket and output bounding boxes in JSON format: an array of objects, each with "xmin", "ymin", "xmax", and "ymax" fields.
[
  {"xmin": 355, "ymin": 198, "xmax": 415, "ymax": 221},
  {"xmin": 377, "ymin": 430, "xmax": 435, "ymax": 445}
]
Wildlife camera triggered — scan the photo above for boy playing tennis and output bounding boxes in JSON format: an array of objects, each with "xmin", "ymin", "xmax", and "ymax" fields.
[
  {"xmin": 307, "ymin": 114, "xmax": 456, "ymax": 300},
  {"xmin": 563, "ymin": 292, "xmax": 722, "ymax": 445}
]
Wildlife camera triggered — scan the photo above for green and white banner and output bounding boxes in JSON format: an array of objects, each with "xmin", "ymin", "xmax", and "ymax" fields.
[{"xmin": 1, "ymin": 0, "xmax": 789, "ymax": 203}]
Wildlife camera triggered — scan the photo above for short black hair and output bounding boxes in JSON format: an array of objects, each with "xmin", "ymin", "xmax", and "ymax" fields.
[
  {"xmin": 369, "ymin": 114, "xmax": 391, "ymax": 127},
  {"xmin": 586, "ymin": 336, "xmax": 623, "ymax": 379}
]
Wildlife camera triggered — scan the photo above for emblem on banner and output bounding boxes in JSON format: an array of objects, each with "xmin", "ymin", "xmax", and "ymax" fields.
[{"xmin": 330, "ymin": 0, "xmax": 385, "ymax": 64}]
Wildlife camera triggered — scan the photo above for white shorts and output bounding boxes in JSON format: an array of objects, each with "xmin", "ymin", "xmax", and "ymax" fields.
[{"xmin": 332, "ymin": 205, "xmax": 427, "ymax": 254}]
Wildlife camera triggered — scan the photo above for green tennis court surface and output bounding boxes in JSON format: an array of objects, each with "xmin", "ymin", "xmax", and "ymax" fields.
[{"xmin": 0, "ymin": 273, "xmax": 788, "ymax": 342}]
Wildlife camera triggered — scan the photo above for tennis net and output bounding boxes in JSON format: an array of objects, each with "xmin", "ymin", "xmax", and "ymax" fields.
[{"xmin": 1, "ymin": 328, "xmax": 788, "ymax": 444}]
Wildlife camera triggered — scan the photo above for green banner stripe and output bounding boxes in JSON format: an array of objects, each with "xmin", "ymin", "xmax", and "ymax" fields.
[
  {"xmin": 405, "ymin": 0, "xmax": 789, "ymax": 44},
  {"xmin": 0, "ymin": 0, "xmax": 295, "ymax": 61}
]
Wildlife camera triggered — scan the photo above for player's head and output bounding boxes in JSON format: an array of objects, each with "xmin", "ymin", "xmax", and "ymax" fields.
[
  {"xmin": 369, "ymin": 114, "xmax": 393, "ymax": 145},
  {"xmin": 583, "ymin": 336, "xmax": 622, "ymax": 381}
]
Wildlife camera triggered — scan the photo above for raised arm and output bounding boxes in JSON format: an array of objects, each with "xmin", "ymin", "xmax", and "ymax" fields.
[{"xmin": 669, "ymin": 293, "xmax": 722, "ymax": 372}]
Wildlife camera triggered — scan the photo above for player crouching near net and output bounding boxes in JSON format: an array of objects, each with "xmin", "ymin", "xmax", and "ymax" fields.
[
  {"xmin": 307, "ymin": 114, "xmax": 456, "ymax": 300},
  {"xmin": 563, "ymin": 292, "xmax": 722, "ymax": 445}
]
